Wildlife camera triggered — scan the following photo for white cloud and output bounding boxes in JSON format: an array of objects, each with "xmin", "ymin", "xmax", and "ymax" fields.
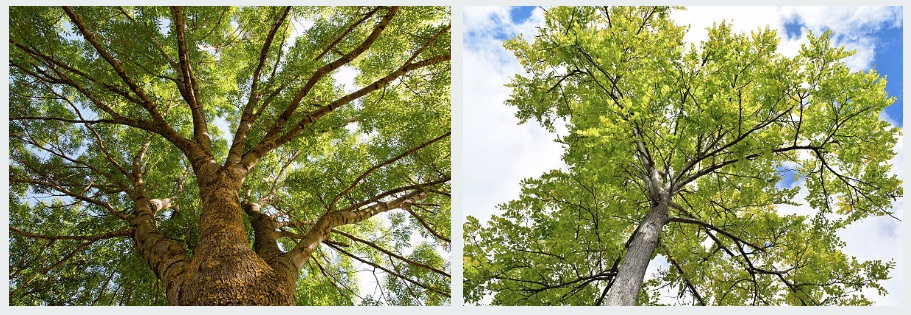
[
  {"xmin": 463, "ymin": 7, "xmax": 565, "ymax": 222},
  {"xmin": 672, "ymin": 7, "xmax": 787, "ymax": 50},
  {"xmin": 837, "ymin": 134, "xmax": 904, "ymax": 306},
  {"xmin": 463, "ymin": 7, "xmax": 509, "ymax": 36},
  {"xmin": 464, "ymin": 6, "xmax": 902, "ymax": 305},
  {"xmin": 672, "ymin": 7, "xmax": 902, "ymax": 71}
]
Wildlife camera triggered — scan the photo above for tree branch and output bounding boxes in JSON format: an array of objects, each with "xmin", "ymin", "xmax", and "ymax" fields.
[
  {"xmin": 314, "ymin": 7, "xmax": 381, "ymax": 61},
  {"xmin": 255, "ymin": 7, "xmax": 400, "ymax": 158},
  {"xmin": 228, "ymin": 6, "xmax": 293, "ymax": 166},
  {"xmin": 404, "ymin": 207, "xmax": 450, "ymax": 243},
  {"xmin": 243, "ymin": 54, "xmax": 450, "ymax": 168},
  {"xmin": 170, "ymin": 7, "xmax": 212, "ymax": 153},
  {"xmin": 661, "ymin": 245, "xmax": 706, "ymax": 305},
  {"xmin": 330, "ymin": 131, "xmax": 449, "ymax": 210},
  {"xmin": 673, "ymin": 144, "xmax": 821, "ymax": 192},
  {"xmin": 285, "ymin": 188, "xmax": 430, "ymax": 270},
  {"xmin": 9, "ymin": 226, "xmax": 131, "ymax": 241},
  {"xmin": 667, "ymin": 215, "xmax": 763, "ymax": 252},
  {"xmin": 672, "ymin": 105, "xmax": 795, "ymax": 191},
  {"xmin": 332, "ymin": 229, "xmax": 450, "ymax": 278},
  {"xmin": 325, "ymin": 242, "xmax": 450, "ymax": 298},
  {"xmin": 62, "ymin": 7, "xmax": 206, "ymax": 169}
]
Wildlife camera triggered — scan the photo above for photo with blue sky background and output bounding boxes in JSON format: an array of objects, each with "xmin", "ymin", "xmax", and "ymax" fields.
[{"xmin": 463, "ymin": 6, "xmax": 903, "ymax": 305}]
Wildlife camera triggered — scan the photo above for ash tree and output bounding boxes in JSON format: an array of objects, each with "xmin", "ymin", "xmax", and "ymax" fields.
[
  {"xmin": 9, "ymin": 6, "xmax": 451, "ymax": 306},
  {"xmin": 464, "ymin": 6, "xmax": 900, "ymax": 306}
]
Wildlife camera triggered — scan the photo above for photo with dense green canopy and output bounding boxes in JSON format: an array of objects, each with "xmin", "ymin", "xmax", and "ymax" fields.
[
  {"xmin": 9, "ymin": 6, "xmax": 451, "ymax": 305},
  {"xmin": 464, "ymin": 6, "xmax": 901, "ymax": 306}
]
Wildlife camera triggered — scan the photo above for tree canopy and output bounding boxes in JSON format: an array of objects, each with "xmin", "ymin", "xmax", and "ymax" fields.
[
  {"xmin": 464, "ymin": 6, "xmax": 900, "ymax": 306},
  {"xmin": 10, "ymin": 6, "xmax": 450, "ymax": 305}
]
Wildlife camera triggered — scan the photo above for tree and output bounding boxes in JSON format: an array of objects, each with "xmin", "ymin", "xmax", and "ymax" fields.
[
  {"xmin": 9, "ymin": 6, "xmax": 451, "ymax": 306},
  {"xmin": 464, "ymin": 6, "xmax": 900, "ymax": 306}
]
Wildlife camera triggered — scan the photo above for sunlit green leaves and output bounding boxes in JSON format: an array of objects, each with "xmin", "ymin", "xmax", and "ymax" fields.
[
  {"xmin": 10, "ymin": 6, "xmax": 450, "ymax": 305},
  {"xmin": 466, "ymin": 6, "xmax": 899, "ymax": 306}
]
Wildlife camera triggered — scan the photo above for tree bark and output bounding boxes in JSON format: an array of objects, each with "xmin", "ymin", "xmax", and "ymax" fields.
[
  {"xmin": 125, "ymin": 142, "xmax": 441, "ymax": 304},
  {"xmin": 176, "ymin": 168, "xmax": 298, "ymax": 305},
  {"xmin": 131, "ymin": 166, "xmax": 299, "ymax": 305},
  {"xmin": 605, "ymin": 168, "xmax": 669, "ymax": 306}
]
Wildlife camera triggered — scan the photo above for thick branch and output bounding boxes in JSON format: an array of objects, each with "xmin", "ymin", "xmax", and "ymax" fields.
[
  {"xmin": 10, "ymin": 41, "xmax": 143, "ymax": 105},
  {"xmin": 338, "ymin": 175, "xmax": 450, "ymax": 213},
  {"xmin": 63, "ymin": 8, "xmax": 165, "ymax": 131},
  {"xmin": 243, "ymin": 54, "xmax": 450, "ymax": 168},
  {"xmin": 243, "ymin": 200, "xmax": 285, "ymax": 262},
  {"xmin": 128, "ymin": 194, "xmax": 190, "ymax": 305},
  {"xmin": 672, "ymin": 106, "xmax": 795, "ymax": 190},
  {"xmin": 257, "ymin": 7, "xmax": 400, "ymax": 154},
  {"xmin": 400, "ymin": 23, "xmax": 450, "ymax": 68},
  {"xmin": 286, "ymin": 189, "xmax": 428, "ymax": 270},
  {"xmin": 61, "ymin": 7, "xmax": 207, "ymax": 169},
  {"xmin": 120, "ymin": 137, "xmax": 190, "ymax": 305}
]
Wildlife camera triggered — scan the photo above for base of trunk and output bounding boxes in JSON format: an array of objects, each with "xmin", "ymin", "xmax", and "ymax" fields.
[{"xmin": 177, "ymin": 249, "xmax": 298, "ymax": 305}]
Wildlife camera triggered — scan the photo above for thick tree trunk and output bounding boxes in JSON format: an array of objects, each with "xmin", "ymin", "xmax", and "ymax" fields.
[
  {"xmin": 128, "ymin": 164, "xmax": 427, "ymax": 304},
  {"xmin": 605, "ymin": 168, "xmax": 669, "ymax": 306},
  {"xmin": 131, "ymin": 165, "xmax": 299, "ymax": 305},
  {"xmin": 174, "ymin": 168, "xmax": 298, "ymax": 305}
]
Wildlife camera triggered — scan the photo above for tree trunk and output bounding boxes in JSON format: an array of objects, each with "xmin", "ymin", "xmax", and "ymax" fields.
[
  {"xmin": 128, "ymin": 163, "xmax": 425, "ymax": 305},
  {"xmin": 131, "ymin": 165, "xmax": 299, "ymax": 305},
  {"xmin": 174, "ymin": 168, "xmax": 298, "ymax": 305},
  {"xmin": 605, "ymin": 168, "xmax": 669, "ymax": 306}
]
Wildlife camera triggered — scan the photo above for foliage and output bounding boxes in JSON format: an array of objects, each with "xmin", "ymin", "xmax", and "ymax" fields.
[
  {"xmin": 465, "ymin": 6, "xmax": 900, "ymax": 306},
  {"xmin": 10, "ymin": 6, "xmax": 450, "ymax": 305}
]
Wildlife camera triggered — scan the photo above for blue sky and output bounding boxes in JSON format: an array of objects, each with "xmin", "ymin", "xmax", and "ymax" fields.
[
  {"xmin": 875, "ymin": 25, "xmax": 903, "ymax": 125},
  {"xmin": 463, "ymin": 6, "xmax": 904, "ymax": 305},
  {"xmin": 509, "ymin": 6, "xmax": 536, "ymax": 27}
]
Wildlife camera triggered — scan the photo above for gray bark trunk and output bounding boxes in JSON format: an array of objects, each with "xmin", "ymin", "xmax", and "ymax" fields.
[{"xmin": 605, "ymin": 168, "xmax": 669, "ymax": 305}]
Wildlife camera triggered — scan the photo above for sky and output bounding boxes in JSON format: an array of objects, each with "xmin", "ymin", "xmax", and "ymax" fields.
[{"xmin": 463, "ymin": 6, "xmax": 903, "ymax": 305}]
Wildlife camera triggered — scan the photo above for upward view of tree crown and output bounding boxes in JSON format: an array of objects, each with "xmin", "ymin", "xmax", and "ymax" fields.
[
  {"xmin": 465, "ymin": 6, "xmax": 901, "ymax": 306},
  {"xmin": 9, "ymin": 6, "xmax": 451, "ymax": 305}
]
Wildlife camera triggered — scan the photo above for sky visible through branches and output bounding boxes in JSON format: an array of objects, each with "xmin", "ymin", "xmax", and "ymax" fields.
[{"xmin": 463, "ymin": 6, "xmax": 903, "ymax": 305}]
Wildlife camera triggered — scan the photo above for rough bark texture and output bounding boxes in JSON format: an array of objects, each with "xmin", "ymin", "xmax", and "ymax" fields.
[
  {"xmin": 177, "ymin": 169, "xmax": 295, "ymax": 305},
  {"xmin": 126, "ymin": 165, "xmax": 431, "ymax": 305},
  {"xmin": 129, "ymin": 197, "xmax": 190, "ymax": 306},
  {"xmin": 131, "ymin": 166, "xmax": 299, "ymax": 305},
  {"xmin": 605, "ymin": 168, "xmax": 669, "ymax": 306}
]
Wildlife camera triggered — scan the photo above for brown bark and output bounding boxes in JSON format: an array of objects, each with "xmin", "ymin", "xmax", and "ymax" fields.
[
  {"xmin": 176, "ymin": 168, "xmax": 298, "ymax": 305},
  {"xmin": 129, "ymin": 165, "xmax": 299, "ymax": 305},
  {"xmin": 130, "ymin": 196, "xmax": 191, "ymax": 305},
  {"xmin": 287, "ymin": 190, "xmax": 429, "ymax": 270}
]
